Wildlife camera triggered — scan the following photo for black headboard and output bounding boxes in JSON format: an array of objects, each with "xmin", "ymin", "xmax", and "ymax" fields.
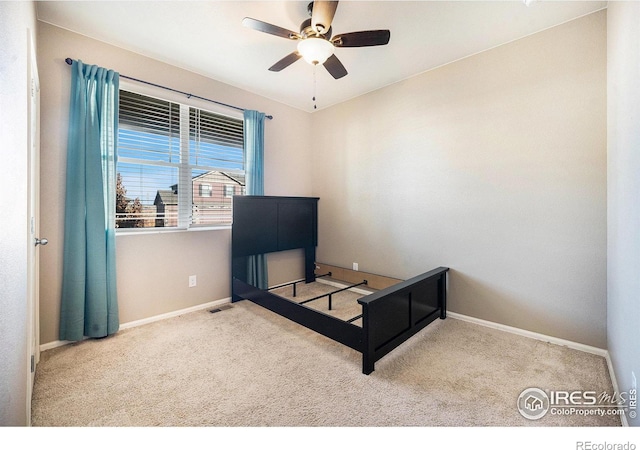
[{"xmin": 232, "ymin": 196, "xmax": 319, "ymax": 297}]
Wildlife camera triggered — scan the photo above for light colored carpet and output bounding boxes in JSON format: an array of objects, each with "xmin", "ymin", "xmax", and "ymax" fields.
[{"xmin": 32, "ymin": 290, "xmax": 620, "ymax": 427}]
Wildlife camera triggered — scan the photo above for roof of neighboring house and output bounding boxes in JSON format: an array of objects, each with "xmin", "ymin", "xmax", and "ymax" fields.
[
  {"xmin": 162, "ymin": 171, "xmax": 245, "ymax": 203},
  {"xmin": 154, "ymin": 189, "xmax": 178, "ymax": 206},
  {"xmin": 191, "ymin": 171, "xmax": 245, "ymax": 186}
]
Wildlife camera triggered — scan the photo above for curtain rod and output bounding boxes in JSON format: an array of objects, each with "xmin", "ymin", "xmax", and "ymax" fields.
[{"xmin": 65, "ymin": 58, "xmax": 273, "ymax": 120}]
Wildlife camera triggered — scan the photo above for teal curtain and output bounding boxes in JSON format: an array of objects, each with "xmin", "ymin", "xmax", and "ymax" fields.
[
  {"xmin": 244, "ymin": 110, "xmax": 268, "ymax": 289},
  {"xmin": 60, "ymin": 60, "xmax": 120, "ymax": 341}
]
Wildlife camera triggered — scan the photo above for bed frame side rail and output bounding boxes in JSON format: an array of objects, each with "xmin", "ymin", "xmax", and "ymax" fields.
[
  {"xmin": 233, "ymin": 278, "xmax": 363, "ymax": 352},
  {"xmin": 358, "ymin": 267, "xmax": 449, "ymax": 374}
]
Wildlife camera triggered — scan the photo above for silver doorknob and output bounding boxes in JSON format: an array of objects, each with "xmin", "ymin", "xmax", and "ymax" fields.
[{"xmin": 35, "ymin": 238, "xmax": 48, "ymax": 247}]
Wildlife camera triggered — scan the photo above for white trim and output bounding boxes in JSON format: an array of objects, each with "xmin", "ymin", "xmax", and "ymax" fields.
[
  {"xmin": 119, "ymin": 297, "xmax": 231, "ymax": 331},
  {"xmin": 177, "ymin": 103, "xmax": 191, "ymax": 229},
  {"xmin": 444, "ymin": 312, "xmax": 626, "ymax": 426},
  {"xmin": 314, "ymin": 279, "xmax": 608, "ymax": 356},
  {"xmin": 447, "ymin": 311, "xmax": 608, "ymax": 357},
  {"xmin": 39, "ymin": 297, "xmax": 232, "ymax": 352},
  {"xmin": 116, "ymin": 225, "xmax": 231, "ymax": 236},
  {"xmin": 605, "ymin": 352, "xmax": 629, "ymax": 427},
  {"xmin": 312, "ymin": 279, "xmax": 610, "ymax": 357}
]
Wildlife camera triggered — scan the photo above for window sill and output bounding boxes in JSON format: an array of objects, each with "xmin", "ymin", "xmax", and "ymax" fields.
[{"xmin": 116, "ymin": 225, "xmax": 231, "ymax": 237}]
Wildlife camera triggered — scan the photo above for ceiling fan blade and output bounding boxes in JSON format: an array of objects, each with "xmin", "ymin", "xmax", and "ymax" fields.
[
  {"xmin": 311, "ymin": 1, "xmax": 339, "ymax": 35},
  {"xmin": 242, "ymin": 17, "xmax": 300, "ymax": 40},
  {"xmin": 323, "ymin": 54, "xmax": 347, "ymax": 79},
  {"xmin": 269, "ymin": 52, "xmax": 302, "ymax": 72},
  {"xmin": 332, "ymin": 30, "xmax": 390, "ymax": 47}
]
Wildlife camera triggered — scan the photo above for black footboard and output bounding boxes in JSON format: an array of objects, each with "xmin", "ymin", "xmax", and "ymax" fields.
[{"xmin": 359, "ymin": 267, "xmax": 449, "ymax": 374}]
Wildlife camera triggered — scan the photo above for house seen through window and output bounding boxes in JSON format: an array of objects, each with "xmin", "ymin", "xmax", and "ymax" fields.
[{"xmin": 116, "ymin": 90, "xmax": 245, "ymax": 229}]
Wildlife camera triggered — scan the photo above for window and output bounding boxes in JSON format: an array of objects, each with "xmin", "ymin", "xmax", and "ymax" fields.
[
  {"xmin": 116, "ymin": 90, "xmax": 245, "ymax": 229},
  {"xmin": 199, "ymin": 184, "xmax": 212, "ymax": 197}
]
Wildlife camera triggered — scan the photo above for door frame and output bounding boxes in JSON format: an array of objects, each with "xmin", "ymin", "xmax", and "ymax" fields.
[{"xmin": 26, "ymin": 28, "xmax": 41, "ymax": 426}]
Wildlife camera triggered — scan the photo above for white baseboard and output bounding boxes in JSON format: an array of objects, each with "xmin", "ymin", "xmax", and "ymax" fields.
[
  {"xmin": 119, "ymin": 297, "xmax": 231, "ymax": 331},
  {"xmin": 447, "ymin": 311, "xmax": 627, "ymax": 426},
  {"xmin": 39, "ymin": 297, "xmax": 232, "ymax": 352},
  {"xmin": 317, "ymin": 276, "xmax": 622, "ymax": 422},
  {"xmin": 604, "ymin": 351, "xmax": 629, "ymax": 427},
  {"xmin": 316, "ymin": 279, "xmax": 609, "ymax": 356},
  {"xmin": 447, "ymin": 311, "xmax": 608, "ymax": 356}
]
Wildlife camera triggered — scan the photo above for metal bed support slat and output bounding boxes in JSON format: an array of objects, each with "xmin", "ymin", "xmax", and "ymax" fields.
[
  {"xmin": 298, "ymin": 280, "xmax": 368, "ymax": 310},
  {"xmin": 267, "ymin": 272, "xmax": 332, "ymax": 298}
]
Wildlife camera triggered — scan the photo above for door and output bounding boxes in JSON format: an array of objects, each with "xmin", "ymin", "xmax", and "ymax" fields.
[{"xmin": 26, "ymin": 29, "xmax": 42, "ymax": 426}]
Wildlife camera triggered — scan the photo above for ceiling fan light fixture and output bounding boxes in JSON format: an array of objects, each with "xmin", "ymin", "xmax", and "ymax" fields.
[{"xmin": 297, "ymin": 37, "xmax": 334, "ymax": 65}]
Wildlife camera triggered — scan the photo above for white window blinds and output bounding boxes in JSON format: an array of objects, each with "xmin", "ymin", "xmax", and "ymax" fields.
[{"xmin": 116, "ymin": 89, "xmax": 244, "ymax": 229}]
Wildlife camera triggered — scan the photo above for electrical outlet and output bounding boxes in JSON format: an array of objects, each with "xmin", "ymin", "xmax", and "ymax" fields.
[
  {"xmin": 353, "ymin": 262, "xmax": 358, "ymax": 271},
  {"xmin": 189, "ymin": 275, "xmax": 197, "ymax": 288}
]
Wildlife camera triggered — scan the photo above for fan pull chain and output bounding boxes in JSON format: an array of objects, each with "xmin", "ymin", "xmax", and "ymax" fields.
[{"xmin": 313, "ymin": 64, "xmax": 317, "ymax": 110}]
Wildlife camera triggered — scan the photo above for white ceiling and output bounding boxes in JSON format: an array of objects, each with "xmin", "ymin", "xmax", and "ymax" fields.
[{"xmin": 36, "ymin": 0, "xmax": 607, "ymax": 113}]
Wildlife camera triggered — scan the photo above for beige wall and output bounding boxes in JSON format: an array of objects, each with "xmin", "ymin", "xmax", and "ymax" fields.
[
  {"xmin": 38, "ymin": 11, "xmax": 610, "ymax": 350},
  {"xmin": 607, "ymin": 2, "xmax": 640, "ymax": 427},
  {"xmin": 311, "ymin": 12, "xmax": 607, "ymax": 348},
  {"xmin": 37, "ymin": 22, "xmax": 313, "ymax": 345}
]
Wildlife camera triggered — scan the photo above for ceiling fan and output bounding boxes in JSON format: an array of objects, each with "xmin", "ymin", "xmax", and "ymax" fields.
[{"xmin": 242, "ymin": 0, "xmax": 390, "ymax": 80}]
